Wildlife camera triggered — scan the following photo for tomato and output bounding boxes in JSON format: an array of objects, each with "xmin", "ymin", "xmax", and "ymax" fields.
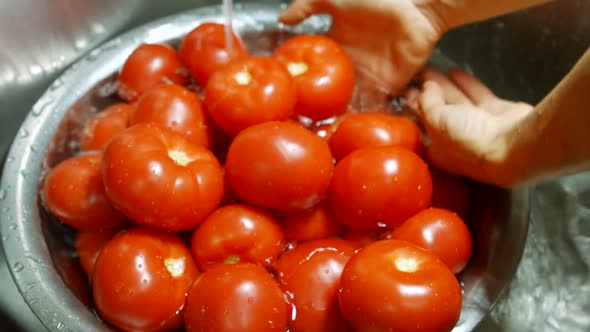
[
  {"xmin": 180, "ymin": 22, "xmax": 249, "ymax": 86},
  {"xmin": 273, "ymin": 35, "xmax": 355, "ymax": 121},
  {"xmin": 431, "ymin": 168, "xmax": 471, "ymax": 219},
  {"xmin": 338, "ymin": 240, "xmax": 462, "ymax": 332},
  {"xmin": 330, "ymin": 146, "xmax": 432, "ymax": 229},
  {"xmin": 102, "ymin": 123, "xmax": 224, "ymax": 231},
  {"xmin": 131, "ymin": 83, "xmax": 212, "ymax": 147},
  {"xmin": 225, "ymin": 121, "xmax": 334, "ymax": 213},
  {"xmin": 93, "ymin": 228, "xmax": 199, "ymax": 332},
  {"xmin": 274, "ymin": 239, "xmax": 355, "ymax": 332},
  {"xmin": 204, "ymin": 56, "xmax": 296, "ymax": 136},
  {"xmin": 312, "ymin": 112, "xmax": 352, "ymax": 141},
  {"xmin": 329, "ymin": 112, "xmax": 423, "ymax": 161},
  {"xmin": 42, "ymin": 152, "xmax": 126, "ymax": 231},
  {"xmin": 391, "ymin": 207, "xmax": 472, "ymax": 274},
  {"xmin": 190, "ymin": 204, "xmax": 286, "ymax": 270},
  {"xmin": 118, "ymin": 43, "xmax": 189, "ymax": 102},
  {"xmin": 184, "ymin": 263, "xmax": 287, "ymax": 332},
  {"xmin": 79, "ymin": 103, "xmax": 133, "ymax": 151},
  {"xmin": 76, "ymin": 228, "xmax": 122, "ymax": 278},
  {"xmin": 281, "ymin": 202, "xmax": 343, "ymax": 243},
  {"xmin": 341, "ymin": 227, "xmax": 392, "ymax": 250}
]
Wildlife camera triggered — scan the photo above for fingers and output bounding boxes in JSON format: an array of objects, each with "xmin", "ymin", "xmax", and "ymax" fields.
[
  {"xmin": 279, "ymin": 0, "xmax": 326, "ymax": 25},
  {"xmin": 418, "ymin": 68, "xmax": 472, "ymax": 106},
  {"xmin": 418, "ymin": 81, "xmax": 447, "ymax": 130},
  {"xmin": 448, "ymin": 69, "xmax": 496, "ymax": 105}
]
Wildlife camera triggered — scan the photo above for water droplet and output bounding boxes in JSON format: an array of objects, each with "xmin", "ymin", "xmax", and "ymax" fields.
[
  {"xmin": 2, "ymin": 235, "xmax": 8, "ymax": 241},
  {"xmin": 26, "ymin": 255, "xmax": 42, "ymax": 264},
  {"xmin": 26, "ymin": 282, "xmax": 36, "ymax": 289},
  {"xmin": 13, "ymin": 262, "xmax": 25, "ymax": 272},
  {"xmin": 18, "ymin": 129, "xmax": 29, "ymax": 138},
  {"xmin": 248, "ymin": 297, "xmax": 253, "ymax": 304},
  {"xmin": 9, "ymin": 224, "xmax": 17, "ymax": 230},
  {"xmin": 87, "ymin": 48, "xmax": 102, "ymax": 61},
  {"xmin": 6, "ymin": 156, "xmax": 14, "ymax": 163},
  {"xmin": 56, "ymin": 321, "xmax": 65, "ymax": 329},
  {"xmin": 0, "ymin": 189, "xmax": 6, "ymax": 200},
  {"xmin": 29, "ymin": 145, "xmax": 38, "ymax": 152},
  {"xmin": 31, "ymin": 97, "xmax": 54, "ymax": 116},
  {"xmin": 50, "ymin": 78, "xmax": 64, "ymax": 91},
  {"xmin": 20, "ymin": 170, "xmax": 30, "ymax": 178}
]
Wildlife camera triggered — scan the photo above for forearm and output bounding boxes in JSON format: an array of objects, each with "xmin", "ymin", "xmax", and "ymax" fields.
[
  {"xmin": 420, "ymin": 0, "xmax": 555, "ymax": 31},
  {"xmin": 509, "ymin": 48, "xmax": 590, "ymax": 186}
]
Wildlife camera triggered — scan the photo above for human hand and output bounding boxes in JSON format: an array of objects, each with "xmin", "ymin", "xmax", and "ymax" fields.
[
  {"xmin": 279, "ymin": 0, "xmax": 446, "ymax": 94},
  {"xmin": 415, "ymin": 68, "xmax": 534, "ymax": 187}
]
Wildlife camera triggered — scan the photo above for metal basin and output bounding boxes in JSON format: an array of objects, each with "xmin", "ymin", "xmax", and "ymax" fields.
[{"xmin": 0, "ymin": 3, "xmax": 532, "ymax": 331}]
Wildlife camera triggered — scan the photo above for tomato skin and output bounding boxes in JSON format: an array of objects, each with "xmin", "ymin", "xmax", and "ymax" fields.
[
  {"xmin": 93, "ymin": 228, "xmax": 199, "ymax": 332},
  {"xmin": 329, "ymin": 112, "xmax": 423, "ymax": 161},
  {"xmin": 42, "ymin": 152, "xmax": 126, "ymax": 231},
  {"xmin": 225, "ymin": 121, "xmax": 334, "ymax": 213},
  {"xmin": 184, "ymin": 263, "xmax": 287, "ymax": 332},
  {"xmin": 430, "ymin": 169, "xmax": 471, "ymax": 219},
  {"xmin": 338, "ymin": 240, "xmax": 462, "ymax": 332},
  {"xmin": 275, "ymin": 239, "xmax": 356, "ymax": 332},
  {"xmin": 180, "ymin": 23, "xmax": 249, "ymax": 86},
  {"xmin": 281, "ymin": 202, "xmax": 343, "ymax": 243},
  {"xmin": 341, "ymin": 227, "xmax": 392, "ymax": 250},
  {"xmin": 76, "ymin": 228, "xmax": 122, "ymax": 278},
  {"xmin": 273, "ymin": 35, "xmax": 355, "ymax": 121},
  {"xmin": 131, "ymin": 84, "xmax": 212, "ymax": 147},
  {"xmin": 118, "ymin": 43, "xmax": 189, "ymax": 102},
  {"xmin": 330, "ymin": 146, "xmax": 432, "ymax": 229},
  {"xmin": 190, "ymin": 204, "xmax": 286, "ymax": 271},
  {"xmin": 79, "ymin": 103, "xmax": 133, "ymax": 151},
  {"xmin": 391, "ymin": 208, "xmax": 472, "ymax": 274},
  {"xmin": 312, "ymin": 112, "xmax": 352, "ymax": 141},
  {"xmin": 102, "ymin": 123, "xmax": 224, "ymax": 231},
  {"xmin": 204, "ymin": 56, "xmax": 296, "ymax": 136}
]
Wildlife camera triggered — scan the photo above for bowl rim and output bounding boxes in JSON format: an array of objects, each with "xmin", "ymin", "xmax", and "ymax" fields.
[{"xmin": 0, "ymin": 2, "xmax": 530, "ymax": 331}]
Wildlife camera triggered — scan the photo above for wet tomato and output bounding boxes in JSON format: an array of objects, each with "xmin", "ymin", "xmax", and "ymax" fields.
[
  {"xmin": 190, "ymin": 204, "xmax": 286, "ymax": 271},
  {"xmin": 341, "ymin": 227, "xmax": 392, "ymax": 250},
  {"xmin": 79, "ymin": 103, "xmax": 133, "ymax": 151},
  {"xmin": 329, "ymin": 112, "xmax": 423, "ymax": 161},
  {"xmin": 273, "ymin": 35, "xmax": 355, "ymax": 121},
  {"xmin": 118, "ymin": 43, "xmax": 189, "ymax": 102},
  {"xmin": 281, "ymin": 202, "xmax": 343, "ymax": 243},
  {"xmin": 42, "ymin": 152, "xmax": 126, "ymax": 231},
  {"xmin": 330, "ymin": 146, "xmax": 432, "ymax": 229},
  {"xmin": 225, "ymin": 121, "xmax": 334, "ymax": 213},
  {"xmin": 76, "ymin": 228, "xmax": 122, "ymax": 278},
  {"xmin": 391, "ymin": 207, "xmax": 472, "ymax": 274},
  {"xmin": 204, "ymin": 56, "xmax": 296, "ymax": 136},
  {"xmin": 312, "ymin": 112, "xmax": 352, "ymax": 141},
  {"xmin": 180, "ymin": 23, "xmax": 249, "ymax": 86},
  {"xmin": 102, "ymin": 123, "xmax": 224, "ymax": 231},
  {"xmin": 93, "ymin": 228, "xmax": 199, "ymax": 332},
  {"xmin": 275, "ymin": 238, "xmax": 356, "ymax": 332},
  {"xmin": 184, "ymin": 263, "xmax": 287, "ymax": 332},
  {"xmin": 339, "ymin": 240, "xmax": 462, "ymax": 332},
  {"xmin": 131, "ymin": 83, "xmax": 212, "ymax": 147}
]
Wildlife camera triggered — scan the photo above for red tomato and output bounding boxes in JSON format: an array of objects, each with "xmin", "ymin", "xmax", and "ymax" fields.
[
  {"xmin": 180, "ymin": 23, "xmax": 249, "ymax": 86},
  {"xmin": 118, "ymin": 43, "xmax": 189, "ymax": 102},
  {"xmin": 76, "ymin": 228, "xmax": 122, "ymax": 278},
  {"xmin": 329, "ymin": 112, "xmax": 423, "ymax": 161},
  {"xmin": 190, "ymin": 204, "xmax": 286, "ymax": 270},
  {"xmin": 225, "ymin": 121, "xmax": 334, "ymax": 213},
  {"xmin": 184, "ymin": 263, "xmax": 287, "ymax": 332},
  {"xmin": 431, "ymin": 168, "xmax": 471, "ymax": 219},
  {"xmin": 391, "ymin": 207, "xmax": 472, "ymax": 274},
  {"xmin": 42, "ymin": 152, "xmax": 126, "ymax": 231},
  {"xmin": 273, "ymin": 35, "xmax": 355, "ymax": 121},
  {"xmin": 339, "ymin": 240, "xmax": 462, "ymax": 332},
  {"xmin": 274, "ymin": 239, "xmax": 355, "ymax": 332},
  {"xmin": 281, "ymin": 202, "xmax": 343, "ymax": 243},
  {"xmin": 312, "ymin": 112, "xmax": 352, "ymax": 141},
  {"xmin": 131, "ymin": 83, "xmax": 212, "ymax": 147},
  {"xmin": 102, "ymin": 123, "xmax": 224, "ymax": 231},
  {"xmin": 79, "ymin": 103, "xmax": 133, "ymax": 151},
  {"xmin": 204, "ymin": 56, "xmax": 296, "ymax": 136},
  {"xmin": 330, "ymin": 146, "xmax": 432, "ymax": 229},
  {"xmin": 341, "ymin": 227, "xmax": 392, "ymax": 250},
  {"xmin": 93, "ymin": 228, "xmax": 199, "ymax": 332}
]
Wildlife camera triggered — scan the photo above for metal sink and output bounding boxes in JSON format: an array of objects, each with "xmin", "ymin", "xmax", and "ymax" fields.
[{"xmin": 0, "ymin": 0, "xmax": 589, "ymax": 331}]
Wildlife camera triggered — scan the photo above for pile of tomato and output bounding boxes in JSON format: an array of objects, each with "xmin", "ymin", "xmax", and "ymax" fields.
[{"xmin": 41, "ymin": 22, "xmax": 474, "ymax": 332}]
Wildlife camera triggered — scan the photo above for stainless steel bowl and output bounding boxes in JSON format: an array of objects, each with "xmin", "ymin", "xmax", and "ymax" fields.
[{"xmin": 0, "ymin": 3, "xmax": 530, "ymax": 331}]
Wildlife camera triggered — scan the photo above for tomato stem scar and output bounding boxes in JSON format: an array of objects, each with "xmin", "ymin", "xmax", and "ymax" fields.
[
  {"xmin": 287, "ymin": 62, "xmax": 308, "ymax": 77},
  {"xmin": 164, "ymin": 257, "xmax": 186, "ymax": 277},
  {"xmin": 224, "ymin": 255, "xmax": 241, "ymax": 264},
  {"xmin": 168, "ymin": 150, "xmax": 192, "ymax": 166},
  {"xmin": 394, "ymin": 257, "xmax": 419, "ymax": 273},
  {"xmin": 234, "ymin": 71, "xmax": 252, "ymax": 85}
]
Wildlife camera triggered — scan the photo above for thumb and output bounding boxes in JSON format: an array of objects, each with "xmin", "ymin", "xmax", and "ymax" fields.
[
  {"xmin": 279, "ymin": 0, "xmax": 327, "ymax": 25},
  {"xmin": 418, "ymin": 81, "xmax": 449, "ymax": 132}
]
